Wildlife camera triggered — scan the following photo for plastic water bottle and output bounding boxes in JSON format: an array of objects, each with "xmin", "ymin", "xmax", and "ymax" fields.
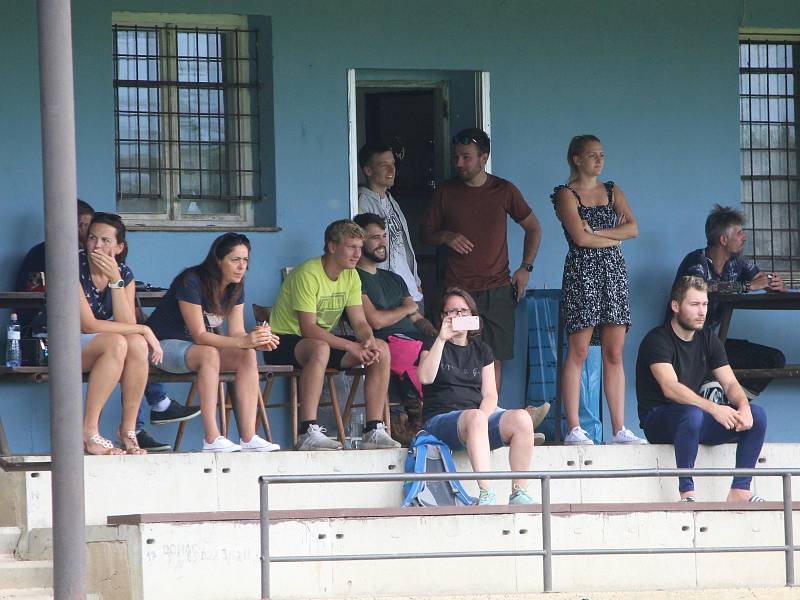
[
  {"xmin": 5, "ymin": 313, "xmax": 21, "ymax": 368},
  {"xmin": 347, "ymin": 410, "xmax": 365, "ymax": 450}
]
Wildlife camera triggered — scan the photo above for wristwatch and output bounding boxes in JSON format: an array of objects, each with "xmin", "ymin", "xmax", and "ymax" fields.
[
  {"xmin": 520, "ymin": 262, "xmax": 533, "ymax": 272},
  {"xmin": 108, "ymin": 279, "xmax": 125, "ymax": 289}
]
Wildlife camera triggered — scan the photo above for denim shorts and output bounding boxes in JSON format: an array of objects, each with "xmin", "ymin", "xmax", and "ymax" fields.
[
  {"xmin": 80, "ymin": 333, "xmax": 98, "ymax": 351},
  {"xmin": 154, "ymin": 339, "xmax": 194, "ymax": 373},
  {"xmin": 423, "ymin": 408, "xmax": 507, "ymax": 451}
]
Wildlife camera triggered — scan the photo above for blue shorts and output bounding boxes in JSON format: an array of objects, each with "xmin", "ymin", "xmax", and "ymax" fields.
[
  {"xmin": 80, "ymin": 333, "xmax": 98, "ymax": 351},
  {"xmin": 154, "ymin": 339, "xmax": 195, "ymax": 374},
  {"xmin": 424, "ymin": 408, "xmax": 507, "ymax": 451}
]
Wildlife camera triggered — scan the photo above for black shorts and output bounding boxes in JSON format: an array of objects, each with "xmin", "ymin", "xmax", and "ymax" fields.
[
  {"xmin": 472, "ymin": 284, "xmax": 516, "ymax": 361},
  {"xmin": 263, "ymin": 334, "xmax": 355, "ymax": 370}
]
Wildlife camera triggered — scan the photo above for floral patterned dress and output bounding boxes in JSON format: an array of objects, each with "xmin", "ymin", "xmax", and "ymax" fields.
[{"xmin": 550, "ymin": 181, "xmax": 631, "ymax": 344}]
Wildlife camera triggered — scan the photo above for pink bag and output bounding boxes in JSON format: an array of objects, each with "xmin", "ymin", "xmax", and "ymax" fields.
[{"xmin": 386, "ymin": 335, "xmax": 424, "ymax": 398}]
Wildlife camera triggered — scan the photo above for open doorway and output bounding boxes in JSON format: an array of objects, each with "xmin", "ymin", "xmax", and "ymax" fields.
[{"xmin": 347, "ymin": 69, "xmax": 490, "ymax": 315}]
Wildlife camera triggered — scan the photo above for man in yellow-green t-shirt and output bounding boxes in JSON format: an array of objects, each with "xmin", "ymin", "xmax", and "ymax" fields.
[{"xmin": 268, "ymin": 219, "xmax": 400, "ymax": 451}]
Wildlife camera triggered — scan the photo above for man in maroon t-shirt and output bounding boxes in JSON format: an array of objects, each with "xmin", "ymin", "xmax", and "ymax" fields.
[{"xmin": 422, "ymin": 128, "xmax": 541, "ymax": 391}]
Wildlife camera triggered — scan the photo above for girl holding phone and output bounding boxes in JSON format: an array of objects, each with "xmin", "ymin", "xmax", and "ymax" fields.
[{"xmin": 417, "ymin": 287, "xmax": 536, "ymax": 505}]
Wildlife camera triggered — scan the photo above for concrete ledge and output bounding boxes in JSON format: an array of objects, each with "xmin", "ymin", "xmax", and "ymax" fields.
[
  {"xmin": 107, "ymin": 507, "xmax": 800, "ymax": 599},
  {"xmin": 106, "ymin": 500, "xmax": 800, "ymax": 525},
  {"xmin": 5, "ymin": 443, "xmax": 800, "ymax": 533},
  {"xmin": 282, "ymin": 590, "xmax": 800, "ymax": 600}
]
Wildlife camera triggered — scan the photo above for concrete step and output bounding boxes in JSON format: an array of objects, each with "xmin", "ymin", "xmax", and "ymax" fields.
[
  {"xmin": 0, "ymin": 590, "xmax": 102, "ymax": 600},
  {"xmin": 6, "ymin": 443, "xmax": 800, "ymax": 531},
  {"xmin": 0, "ymin": 527, "xmax": 21, "ymax": 554},
  {"xmin": 109, "ymin": 504, "xmax": 800, "ymax": 599},
  {"xmin": 0, "ymin": 556, "xmax": 52, "ymax": 590}
]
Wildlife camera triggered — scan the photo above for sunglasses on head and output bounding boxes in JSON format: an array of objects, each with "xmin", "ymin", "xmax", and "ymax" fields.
[{"xmin": 451, "ymin": 134, "xmax": 482, "ymax": 146}]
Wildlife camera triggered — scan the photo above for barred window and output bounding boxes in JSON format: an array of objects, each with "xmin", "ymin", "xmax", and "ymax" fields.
[
  {"xmin": 739, "ymin": 37, "xmax": 800, "ymax": 285},
  {"xmin": 113, "ymin": 15, "xmax": 260, "ymax": 227}
]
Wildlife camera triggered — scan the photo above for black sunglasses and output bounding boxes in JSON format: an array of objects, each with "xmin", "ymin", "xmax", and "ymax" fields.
[{"xmin": 451, "ymin": 134, "xmax": 481, "ymax": 146}]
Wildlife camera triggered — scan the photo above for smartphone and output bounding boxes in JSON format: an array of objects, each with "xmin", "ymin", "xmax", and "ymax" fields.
[{"xmin": 452, "ymin": 315, "xmax": 480, "ymax": 331}]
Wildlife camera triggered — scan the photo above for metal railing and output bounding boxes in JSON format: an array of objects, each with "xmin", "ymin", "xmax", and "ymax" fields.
[{"xmin": 258, "ymin": 468, "xmax": 800, "ymax": 599}]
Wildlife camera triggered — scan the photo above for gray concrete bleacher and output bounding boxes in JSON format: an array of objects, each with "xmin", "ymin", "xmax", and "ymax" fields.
[{"xmin": 0, "ymin": 444, "xmax": 798, "ymax": 598}]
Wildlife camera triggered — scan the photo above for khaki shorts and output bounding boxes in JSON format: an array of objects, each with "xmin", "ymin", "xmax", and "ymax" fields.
[{"xmin": 473, "ymin": 284, "xmax": 516, "ymax": 361}]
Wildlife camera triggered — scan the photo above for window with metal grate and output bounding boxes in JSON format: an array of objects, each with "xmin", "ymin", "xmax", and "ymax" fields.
[
  {"xmin": 113, "ymin": 16, "xmax": 260, "ymax": 227},
  {"xmin": 739, "ymin": 37, "xmax": 800, "ymax": 286}
]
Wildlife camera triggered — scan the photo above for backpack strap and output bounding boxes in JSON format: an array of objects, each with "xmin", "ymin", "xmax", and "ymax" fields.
[
  {"xmin": 401, "ymin": 438, "xmax": 430, "ymax": 507},
  {"xmin": 436, "ymin": 441, "xmax": 477, "ymax": 505}
]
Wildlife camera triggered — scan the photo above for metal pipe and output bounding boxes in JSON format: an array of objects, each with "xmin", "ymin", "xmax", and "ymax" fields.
[
  {"xmin": 36, "ymin": 1, "xmax": 86, "ymax": 598},
  {"xmin": 783, "ymin": 473, "xmax": 795, "ymax": 586},
  {"xmin": 260, "ymin": 467, "xmax": 800, "ymax": 485},
  {"xmin": 259, "ymin": 467, "xmax": 799, "ymax": 595},
  {"xmin": 260, "ymin": 478, "xmax": 270, "ymax": 600},
  {"xmin": 269, "ymin": 544, "xmax": 786, "ymax": 563},
  {"xmin": 541, "ymin": 476, "xmax": 552, "ymax": 593}
]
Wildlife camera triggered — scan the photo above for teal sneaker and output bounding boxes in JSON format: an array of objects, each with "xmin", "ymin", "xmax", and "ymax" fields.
[
  {"xmin": 477, "ymin": 488, "xmax": 497, "ymax": 505},
  {"xmin": 509, "ymin": 485, "xmax": 536, "ymax": 505}
]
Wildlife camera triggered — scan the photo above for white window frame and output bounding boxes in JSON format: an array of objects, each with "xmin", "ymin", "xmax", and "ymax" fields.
[{"xmin": 113, "ymin": 12, "xmax": 256, "ymax": 228}]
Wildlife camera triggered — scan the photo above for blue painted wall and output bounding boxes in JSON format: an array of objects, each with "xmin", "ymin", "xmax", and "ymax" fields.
[{"xmin": 1, "ymin": 1, "xmax": 799, "ymax": 452}]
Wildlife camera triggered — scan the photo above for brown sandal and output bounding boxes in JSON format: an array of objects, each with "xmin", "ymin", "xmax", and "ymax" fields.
[
  {"xmin": 84, "ymin": 434, "xmax": 125, "ymax": 456},
  {"xmin": 119, "ymin": 430, "xmax": 147, "ymax": 455}
]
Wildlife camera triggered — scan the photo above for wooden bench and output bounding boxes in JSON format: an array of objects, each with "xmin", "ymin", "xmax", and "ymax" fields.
[
  {"xmin": 0, "ymin": 363, "xmax": 293, "ymax": 454},
  {"xmin": 733, "ymin": 364, "xmax": 800, "ymax": 381}
]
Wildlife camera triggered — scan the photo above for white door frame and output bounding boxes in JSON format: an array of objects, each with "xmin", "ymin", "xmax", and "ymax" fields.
[
  {"xmin": 477, "ymin": 71, "xmax": 491, "ymax": 174},
  {"xmin": 347, "ymin": 69, "xmax": 491, "ymax": 216}
]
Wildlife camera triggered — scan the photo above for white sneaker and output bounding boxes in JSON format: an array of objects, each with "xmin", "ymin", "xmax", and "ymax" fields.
[
  {"xmin": 564, "ymin": 426, "xmax": 594, "ymax": 445},
  {"xmin": 240, "ymin": 434, "xmax": 280, "ymax": 452},
  {"xmin": 361, "ymin": 423, "xmax": 401, "ymax": 449},
  {"xmin": 612, "ymin": 427, "xmax": 647, "ymax": 444},
  {"xmin": 295, "ymin": 424, "xmax": 342, "ymax": 451},
  {"xmin": 202, "ymin": 436, "xmax": 241, "ymax": 452}
]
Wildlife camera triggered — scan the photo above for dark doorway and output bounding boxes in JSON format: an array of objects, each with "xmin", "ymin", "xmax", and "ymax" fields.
[
  {"xmin": 353, "ymin": 71, "xmax": 483, "ymax": 316},
  {"xmin": 359, "ymin": 88, "xmax": 442, "ymax": 315}
]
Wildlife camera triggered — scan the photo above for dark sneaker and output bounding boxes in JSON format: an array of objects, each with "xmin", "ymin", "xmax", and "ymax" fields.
[
  {"xmin": 136, "ymin": 430, "xmax": 171, "ymax": 452},
  {"xmin": 150, "ymin": 400, "xmax": 201, "ymax": 425}
]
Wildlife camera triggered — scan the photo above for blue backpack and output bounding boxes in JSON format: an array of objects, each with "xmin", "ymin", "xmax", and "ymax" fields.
[{"xmin": 401, "ymin": 431, "xmax": 476, "ymax": 507}]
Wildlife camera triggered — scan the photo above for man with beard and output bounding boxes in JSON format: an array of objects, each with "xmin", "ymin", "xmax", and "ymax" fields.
[
  {"xmin": 353, "ymin": 213, "xmax": 437, "ymax": 342},
  {"xmin": 636, "ymin": 276, "xmax": 767, "ymax": 502},
  {"xmin": 352, "ymin": 212, "xmax": 436, "ymax": 444},
  {"xmin": 422, "ymin": 128, "xmax": 542, "ymax": 392},
  {"xmin": 671, "ymin": 204, "xmax": 785, "ymax": 396}
]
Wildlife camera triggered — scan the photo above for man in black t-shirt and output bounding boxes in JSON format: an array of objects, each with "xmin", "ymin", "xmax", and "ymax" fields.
[
  {"xmin": 353, "ymin": 213, "xmax": 438, "ymax": 444},
  {"xmin": 636, "ymin": 276, "xmax": 767, "ymax": 502}
]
